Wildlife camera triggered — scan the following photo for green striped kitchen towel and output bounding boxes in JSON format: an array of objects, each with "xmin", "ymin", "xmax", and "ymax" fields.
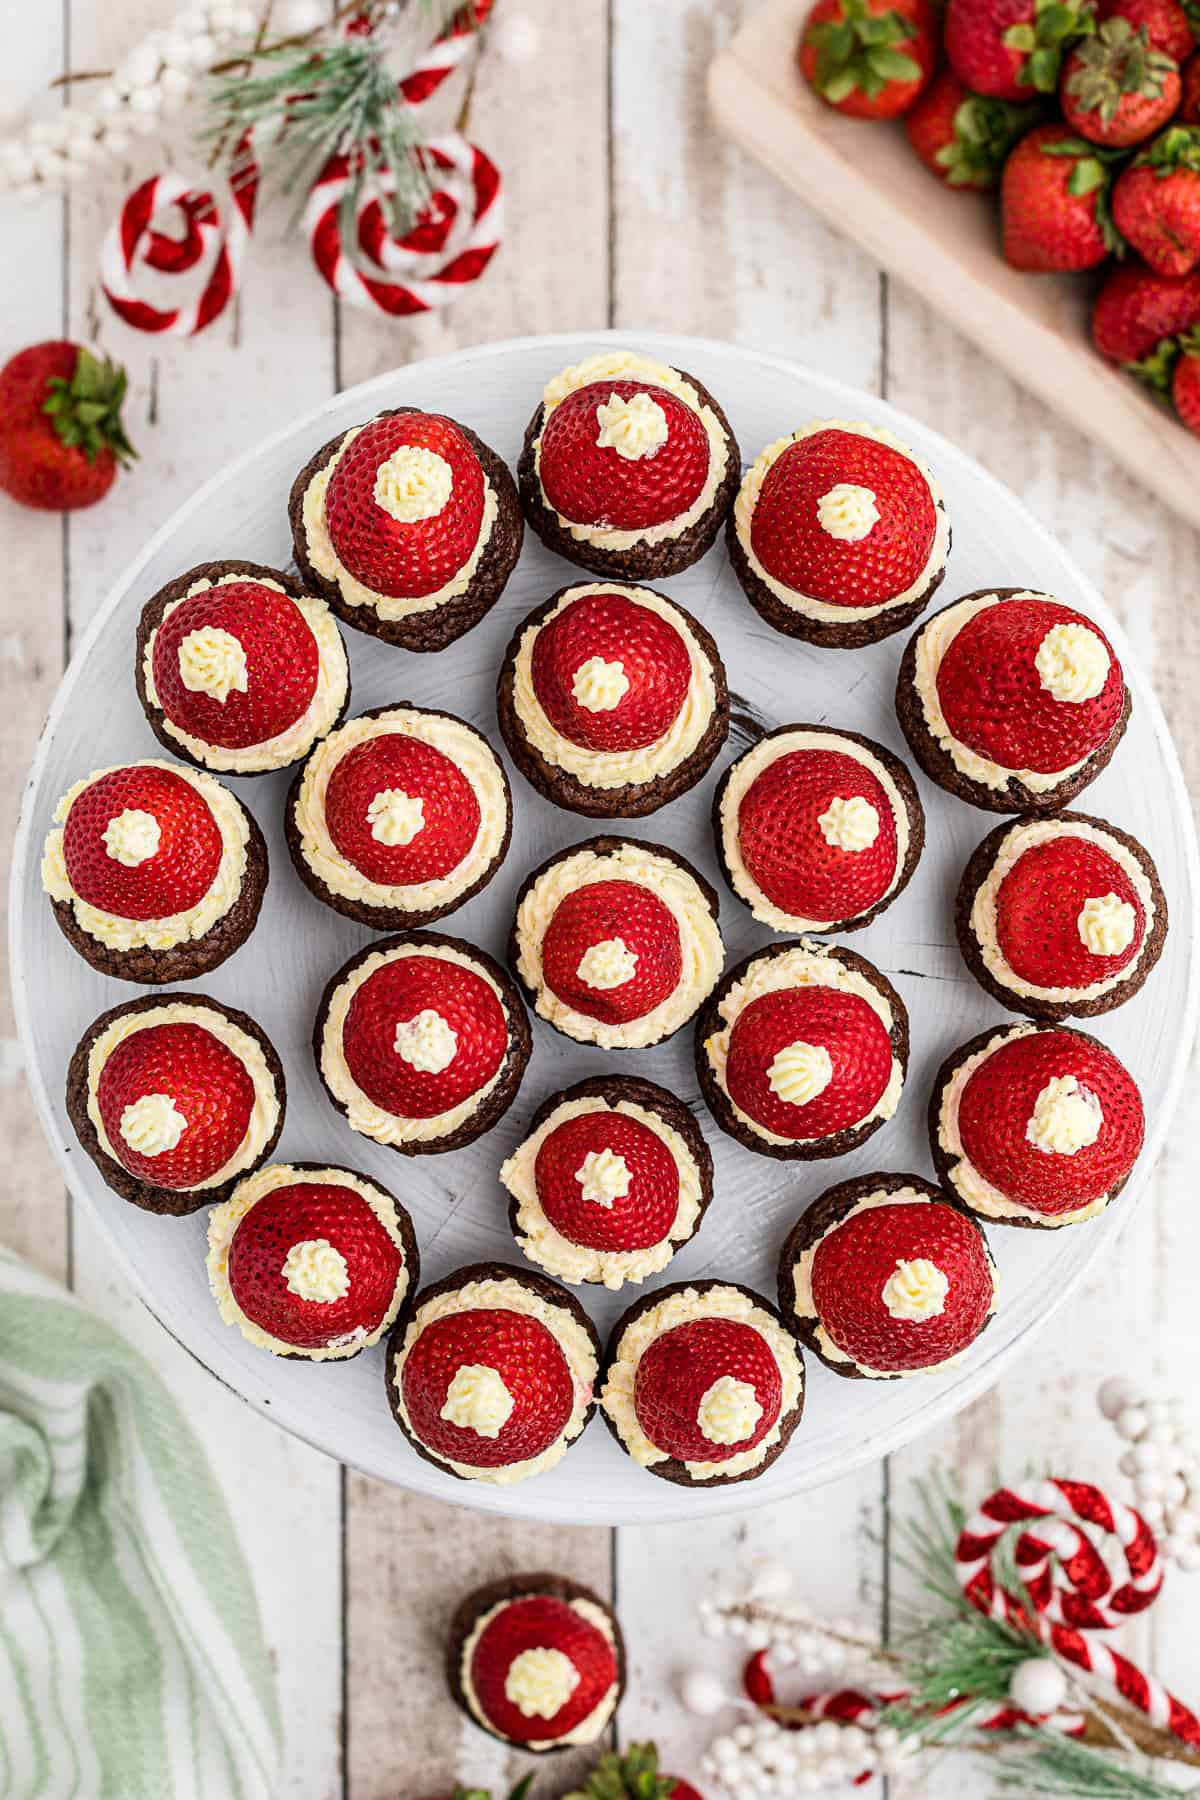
[{"xmin": 0, "ymin": 1247, "xmax": 281, "ymax": 1800}]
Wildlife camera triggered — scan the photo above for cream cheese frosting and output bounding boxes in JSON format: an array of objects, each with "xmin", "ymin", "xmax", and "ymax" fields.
[
  {"xmin": 968, "ymin": 818, "xmax": 1155, "ymax": 1004},
  {"xmin": 703, "ymin": 941, "xmax": 903, "ymax": 1147},
  {"xmin": 295, "ymin": 707, "xmax": 509, "ymax": 913},
  {"xmin": 207, "ymin": 1163, "xmax": 410, "ymax": 1359},
  {"xmin": 459, "ymin": 1594, "xmax": 619, "ymax": 1748},
  {"xmin": 41, "ymin": 760, "xmax": 250, "ymax": 953},
  {"xmin": 319, "ymin": 940, "xmax": 512, "ymax": 1147},
  {"xmin": 500, "ymin": 1093, "xmax": 704, "ymax": 1288},
  {"xmin": 392, "ymin": 1275, "xmax": 598, "ymax": 1484},
  {"xmin": 142, "ymin": 571, "xmax": 349, "ymax": 773},
  {"xmin": 733, "ymin": 421, "xmax": 948, "ymax": 622},
  {"xmin": 301, "ymin": 423, "xmax": 499, "ymax": 620},
  {"xmin": 533, "ymin": 351, "xmax": 730, "ymax": 548},
  {"xmin": 515, "ymin": 842, "xmax": 723, "ymax": 1049},
  {"xmin": 719, "ymin": 729, "xmax": 910, "ymax": 932},
  {"xmin": 601, "ymin": 1285, "xmax": 803, "ymax": 1480},
  {"xmin": 511, "ymin": 583, "xmax": 718, "ymax": 791}
]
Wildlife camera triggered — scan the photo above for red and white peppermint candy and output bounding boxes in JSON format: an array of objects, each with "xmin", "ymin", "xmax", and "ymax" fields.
[
  {"xmin": 304, "ymin": 133, "xmax": 502, "ymax": 316},
  {"xmin": 397, "ymin": 0, "xmax": 493, "ymax": 105},
  {"xmin": 100, "ymin": 151, "xmax": 258, "ymax": 338}
]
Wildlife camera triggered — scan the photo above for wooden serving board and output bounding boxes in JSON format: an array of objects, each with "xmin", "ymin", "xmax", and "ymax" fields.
[{"xmin": 709, "ymin": 0, "xmax": 1200, "ymax": 533}]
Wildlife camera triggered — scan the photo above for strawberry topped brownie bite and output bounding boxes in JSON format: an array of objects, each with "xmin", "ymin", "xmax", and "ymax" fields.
[
  {"xmin": 897, "ymin": 588, "xmax": 1131, "ymax": 812},
  {"xmin": 287, "ymin": 703, "xmax": 511, "ymax": 930},
  {"xmin": 518, "ymin": 351, "xmax": 740, "ymax": 581},
  {"xmin": 386, "ymin": 1262, "xmax": 601, "ymax": 1485},
  {"xmin": 497, "ymin": 582, "xmax": 730, "ymax": 818},
  {"xmin": 207, "ymin": 1162, "xmax": 417, "ymax": 1361},
  {"xmin": 931, "ymin": 1021, "xmax": 1145, "ymax": 1229},
  {"xmin": 600, "ymin": 1279, "xmax": 805, "ymax": 1487},
  {"xmin": 289, "ymin": 406, "xmax": 522, "ymax": 651},
  {"xmin": 40, "ymin": 758, "xmax": 267, "ymax": 982},
  {"xmin": 510, "ymin": 835, "xmax": 724, "ymax": 1050},
  {"xmin": 316, "ymin": 930, "xmax": 531, "ymax": 1155},
  {"xmin": 448, "ymin": 1572, "xmax": 624, "ymax": 1753},
  {"xmin": 135, "ymin": 559, "xmax": 349, "ymax": 775},
  {"xmin": 714, "ymin": 724, "xmax": 924, "ymax": 934},
  {"xmin": 778, "ymin": 1173, "xmax": 997, "ymax": 1381},
  {"xmin": 956, "ymin": 811, "xmax": 1167, "ymax": 1020},
  {"xmin": 729, "ymin": 421, "xmax": 950, "ymax": 647},
  {"xmin": 697, "ymin": 939, "xmax": 908, "ymax": 1161},
  {"xmin": 66, "ymin": 992, "xmax": 284, "ymax": 1216},
  {"xmin": 500, "ymin": 1075, "xmax": 714, "ymax": 1290}
]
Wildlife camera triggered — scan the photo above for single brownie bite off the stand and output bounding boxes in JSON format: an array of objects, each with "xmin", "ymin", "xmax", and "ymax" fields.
[
  {"xmin": 896, "ymin": 589, "xmax": 1130, "ymax": 812},
  {"xmin": 447, "ymin": 1571, "xmax": 624, "ymax": 1754},
  {"xmin": 207, "ymin": 1162, "xmax": 418, "ymax": 1360},
  {"xmin": 728, "ymin": 421, "xmax": 950, "ymax": 647},
  {"xmin": 497, "ymin": 581, "xmax": 729, "ymax": 817},
  {"xmin": 714, "ymin": 723, "xmax": 924, "ymax": 933},
  {"xmin": 386, "ymin": 1263, "xmax": 601, "ymax": 1485},
  {"xmin": 40, "ymin": 758, "xmax": 267, "ymax": 983},
  {"xmin": 778, "ymin": 1172, "xmax": 997, "ymax": 1380},
  {"xmin": 518, "ymin": 350, "xmax": 740, "ymax": 580},
  {"xmin": 287, "ymin": 703, "xmax": 511, "ymax": 930},
  {"xmin": 930, "ymin": 1021, "xmax": 1145, "ymax": 1229},
  {"xmin": 135, "ymin": 559, "xmax": 349, "ymax": 774},
  {"xmin": 66, "ymin": 992, "xmax": 285, "ymax": 1215},
  {"xmin": 289, "ymin": 406, "xmax": 522, "ymax": 651}
]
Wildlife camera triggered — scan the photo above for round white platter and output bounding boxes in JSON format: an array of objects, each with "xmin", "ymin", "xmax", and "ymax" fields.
[{"xmin": 11, "ymin": 331, "xmax": 1200, "ymax": 1527}]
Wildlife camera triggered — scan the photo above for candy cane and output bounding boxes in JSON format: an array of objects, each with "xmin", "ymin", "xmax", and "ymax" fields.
[
  {"xmin": 100, "ymin": 149, "xmax": 257, "ymax": 338},
  {"xmin": 303, "ymin": 132, "xmax": 502, "ymax": 315},
  {"xmin": 397, "ymin": 0, "xmax": 493, "ymax": 106}
]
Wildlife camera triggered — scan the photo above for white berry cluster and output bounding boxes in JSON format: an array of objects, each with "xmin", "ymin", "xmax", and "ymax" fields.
[
  {"xmin": 696, "ymin": 1562, "xmax": 884, "ymax": 1685},
  {"xmin": 0, "ymin": 4, "xmax": 259, "ymax": 200},
  {"xmin": 1099, "ymin": 1376, "xmax": 1200, "ymax": 1571},
  {"xmin": 701, "ymin": 1712, "xmax": 920, "ymax": 1794}
]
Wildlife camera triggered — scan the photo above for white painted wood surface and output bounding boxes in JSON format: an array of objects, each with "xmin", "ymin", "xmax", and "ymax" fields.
[{"xmin": 1, "ymin": 4, "xmax": 1198, "ymax": 1795}]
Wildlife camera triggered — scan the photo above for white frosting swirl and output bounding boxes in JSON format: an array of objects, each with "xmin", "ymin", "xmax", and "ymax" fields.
[
  {"xmin": 818, "ymin": 794, "xmax": 880, "ymax": 852},
  {"xmin": 373, "ymin": 445, "xmax": 452, "ymax": 522},
  {"xmin": 576, "ymin": 1147, "xmax": 630, "ymax": 1207},
  {"xmin": 697, "ymin": 1374, "xmax": 763, "ymax": 1446},
  {"xmin": 595, "ymin": 390, "xmax": 669, "ymax": 460},
  {"xmin": 576, "ymin": 936, "xmax": 638, "ymax": 991},
  {"xmin": 368, "ymin": 788, "xmax": 424, "ymax": 847},
  {"xmin": 178, "ymin": 626, "xmax": 248, "ymax": 704},
  {"xmin": 1025, "ymin": 1075, "xmax": 1103, "ymax": 1156},
  {"xmin": 572, "ymin": 656, "xmax": 629, "ymax": 713},
  {"xmin": 505, "ymin": 1649, "xmax": 581, "ymax": 1719},
  {"xmin": 1035, "ymin": 623, "xmax": 1110, "ymax": 703},
  {"xmin": 1078, "ymin": 892, "xmax": 1136, "ymax": 956},
  {"xmin": 767, "ymin": 1040, "xmax": 833, "ymax": 1105},
  {"xmin": 440, "ymin": 1364, "xmax": 514, "ymax": 1438},
  {"xmin": 282, "ymin": 1239, "xmax": 349, "ymax": 1304},
  {"xmin": 817, "ymin": 482, "xmax": 879, "ymax": 541},
  {"xmin": 119, "ymin": 1092, "xmax": 186, "ymax": 1157},
  {"xmin": 102, "ymin": 808, "xmax": 160, "ymax": 868},
  {"xmin": 393, "ymin": 1008, "xmax": 457, "ymax": 1074},
  {"xmin": 881, "ymin": 1257, "xmax": 949, "ymax": 1322}
]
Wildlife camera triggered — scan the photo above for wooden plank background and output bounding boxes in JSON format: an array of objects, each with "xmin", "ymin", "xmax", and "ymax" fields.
[{"xmin": 2, "ymin": 4, "xmax": 1198, "ymax": 1794}]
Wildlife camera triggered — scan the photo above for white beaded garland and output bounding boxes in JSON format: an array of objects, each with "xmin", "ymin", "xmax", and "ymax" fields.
[
  {"xmin": 680, "ymin": 1667, "xmax": 730, "ymax": 1717},
  {"xmin": 1097, "ymin": 1376, "xmax": 1200, "ymax": 1571}
]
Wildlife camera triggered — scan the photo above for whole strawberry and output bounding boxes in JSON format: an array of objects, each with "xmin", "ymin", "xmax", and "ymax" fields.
[
  {"xmin": 798, "ymin": 0, "xmax": 936, "ymax": 118},
  {"xmin": 1061, "ymin": 16, "xmax": 1182, "ymax": 144},
  {"xmin": 1091, "ymin": 258, "xmax": 1200, "ymax": 381},
  {"xmin": 0, "ymin": 341, "xmax": 135, "ymax": 511},
  {"xmin": 905, "ymin": 68, "xmax": 1044, "ymax": 185},
  {"xmin": 944, "ymin": 0, "xmax": 1096, "ymax": 100},
  {"xmin": 1100, "ymin": 0, "xmax": 1195, "ymax": 61},
  {"xmin": 1001, "ymin": 122, "xmax": 1124, "ymax": 268},
  {"xmin": 1172, "ymin": 327, "xmax": 1200, "ymax": 424},
  {"xmin": 1113, "ymin": 125, "xmax": 1200, "ymax": 270}
]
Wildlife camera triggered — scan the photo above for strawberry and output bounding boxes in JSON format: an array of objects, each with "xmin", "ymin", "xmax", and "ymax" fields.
[
  {"xmin": 227, "ymin": 1179, "xmax": 404, "ymax": 1351},
  {"xmin": 1172, "ymin": 327, "xmax": 1200, "ymax": 422},
  {"xmin": 324, "ymin": 734, "xmax": 480, "ymax": 885},
  {"xmin": 736, "ymin": 747, "xmax": 900, "ymax": 924},
  {"xmin": 905, "ymin": 70, "xmax": 1043, "ymax": 188},
  {"xmin": 1061, "ymin": 17, "xmax": 1182, "ymax": 144},
  {"xmin": 565, "ymin": 1745, "xmax": 700, "ymax": 1800},
  {"xmin": 724, "ymin": 986, "xmax": 894, "ymax": 1140},
  {"xmin": 1000, "ymin": 123, "xmax": 1123, "ymax": 269},
  {"xmin": 537, "ymin": 380, "xmax": 710, "ymax": 532},
  {"xmin": 540, "ymin": 881, "xmax": 683, "ymax": 1026},
  {"xmin": 633, "ymin": 1316, "xmax": 783, "ymax": 1463},
  {"xmin": 533, "ymin": 1110, "xmax": 681, "ymax": 1251},
  {"xmin": 468, "ymin": 1593, "xmax": 618, "ymax": 1744},
  {"xmin": 150, "ymin": 579, "xmax": 320, "ymax": 750},
  {"xmin": 810, "ymin": 1199, "xmax": 995, "ymax": 1371},
  {"xmin": 1181, "ymin": 47, "xmax": 1200, "ymax": 115},
  {"xmin": 530, "ymin": 590, "xmax": 692, "ymax": 753},
  {"xmin": 957, "ymin": 1027, "xmax": 1144, "ymax": 1214},
  {"xmin": 748, "ymin": 428, "xmax": 937, "ymax": 608},
  {"xmin": 342, "ymin": 952, "xmax": 509, "ymax": 1118},
  {"xmin": 324, "ymin": 412, "xmax": 484, "ymax": 599},
  {"xmin": 0, "ymin": 341, "xmax": 135, "ymax": 512},
  {"xmin": 935, "ymin": 596, "xmax": 1125, "ymax": 773},
  {"xmin": 62, "ymin": 764, "xmax": 224, "ymax": 920},
  {"xmin": 1113, "ymin": 125, "xmax": 1200, "ymax": 271},
  {"xmin": 400, "ymin": 1305, "xmax": 576, "ymax": 1466},
  {"xmin": 96, "ymin": 1021, "xmax": 255, "ymax": 1189},
  {"xmin": 1101, "ymin": 0, "xmax": 1195, "ymax": 61},
  {"xmin": 1091, "ymin": 258, "xmax": 1200, "ymax": 387},
  {"xmin": 798, "ymin": 0, "xmax": 936, "ymax": 117},
  {"xmin": 995, "ymin": 832, "xmax": 1146, "ymax": 985},
  {"xmin": 944, "ymin": 0, "xmax": 1096, "ymax": 100}
]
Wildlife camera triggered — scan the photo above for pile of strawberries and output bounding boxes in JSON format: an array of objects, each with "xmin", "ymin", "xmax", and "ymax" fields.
[{"xmin": 798, "ymin": 0, "xmax": 1200, "ymax": 433}]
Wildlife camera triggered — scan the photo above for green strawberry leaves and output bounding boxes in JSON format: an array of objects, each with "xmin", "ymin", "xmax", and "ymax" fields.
[
  {"xmin": 564, "ymin": 1744, "xmax": 676, "ymax": 1800},
  {"xmin": 1123, "ymin": 334, "xmax": 1182, "ymax": 391},
  {"xmin": 42, "ymin": 347, "xmax": 137, "ymax": 468},
  {"xmin": 1003, "ymin": 0, "xmax": 1096, "ymax": 91},
  {"xmin": 808, "ymin": 0, "xmax": 923, "ymax": 101},
  {"xmin": 936, "ymin": 95, "xmax": 1045, "ymax": 185},
  {"xmin": 1065, "ymin": 16, "xmax": 1176, "ymax": 124},
  {"xmin": 1042, "ymin": 135, "xmax": 1128, "ymax": 252},
  {"xmin": 1134, "ymin": 123, "xmax": 1200, "ymax": 175}
]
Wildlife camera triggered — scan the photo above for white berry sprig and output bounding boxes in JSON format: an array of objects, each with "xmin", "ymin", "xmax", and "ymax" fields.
[
  {"xmin": 1099, "ymin": 1376, "xmax": 1200, "ymax": 1571},
  {"xmin": 700, "ymin": 1712, "xmax": 921, "ymax": 1794}
]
